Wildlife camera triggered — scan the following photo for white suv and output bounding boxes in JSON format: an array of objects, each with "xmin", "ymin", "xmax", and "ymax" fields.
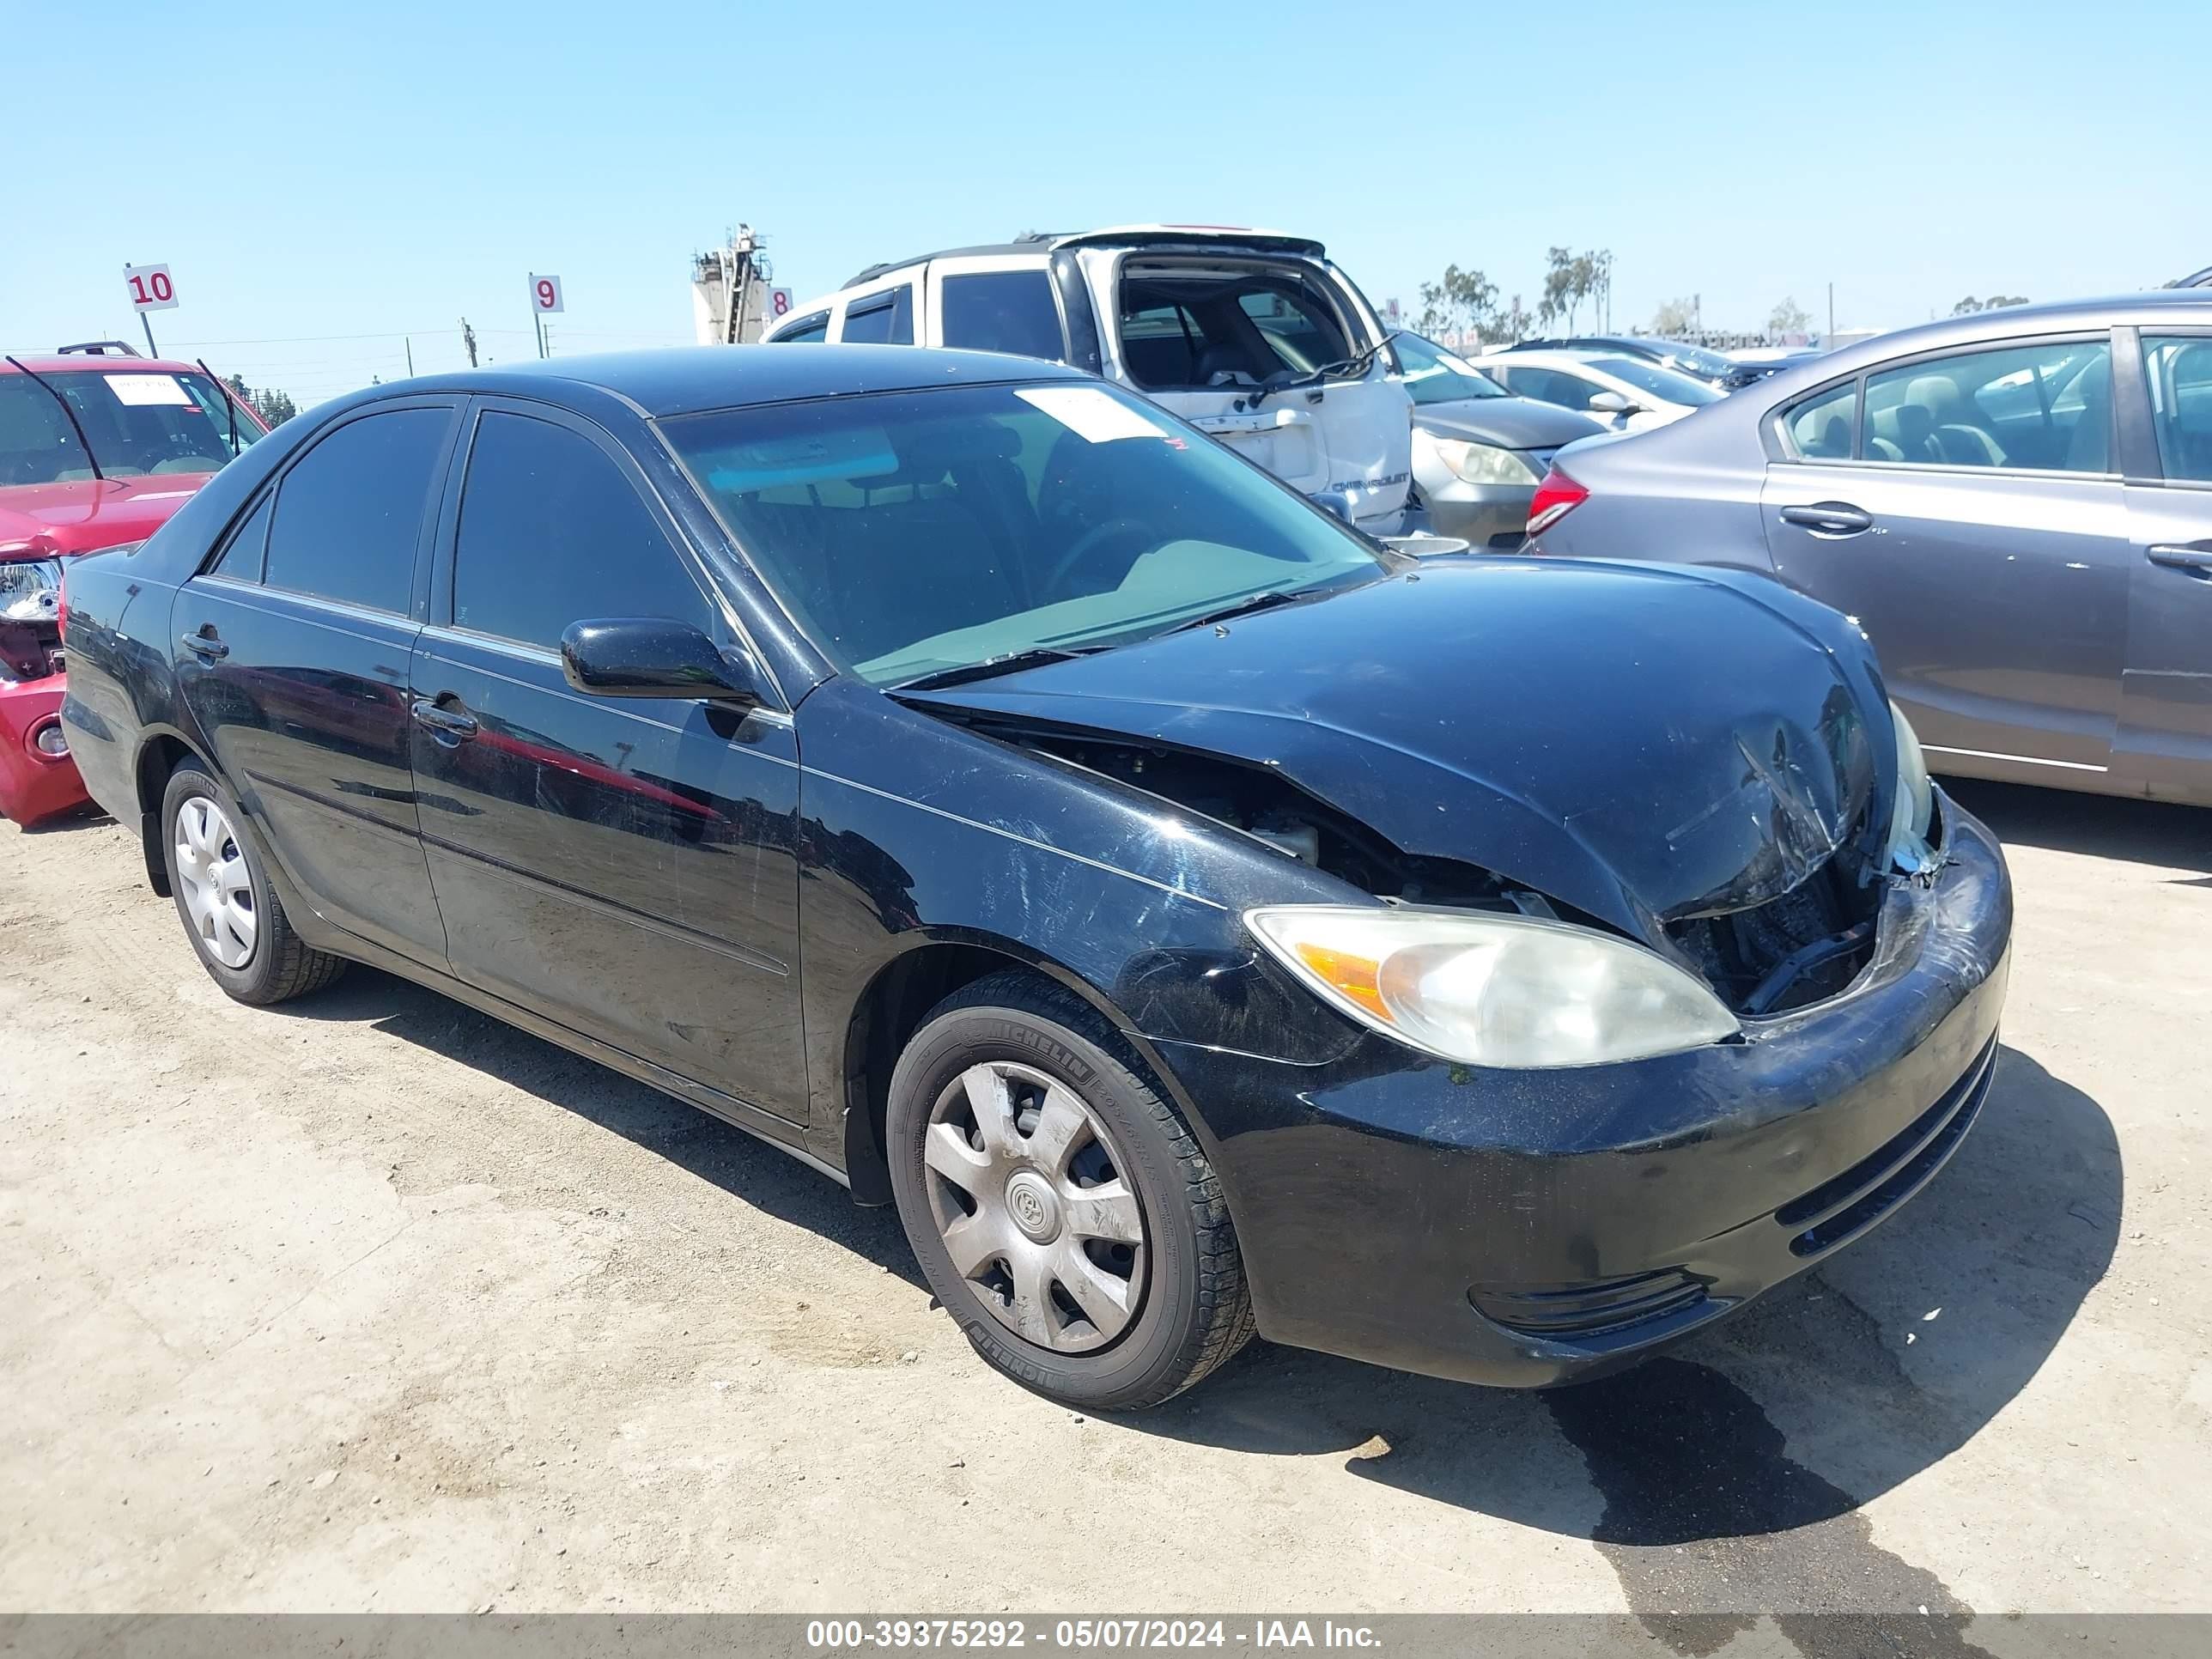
[{"xmin": 765, "ymin": 226, "xmax": 1421, "ymax": 537}]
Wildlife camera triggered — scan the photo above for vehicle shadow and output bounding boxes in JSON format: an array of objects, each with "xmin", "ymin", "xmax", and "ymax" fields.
[
  {"xmin": 1125, "ymin": 1045, "xmax": 2118, "ymax": 1544},
  {"xmin": 269, "ymin": 968, "xmax": 2119, "ymax": 1555},
  {"xmin": 1943, "ymin": 776, "xmax": 2212, "ymax": 874},
  {"xmin": 266, "ymin": 967, "xmax": 927, "ymax": 1291}
]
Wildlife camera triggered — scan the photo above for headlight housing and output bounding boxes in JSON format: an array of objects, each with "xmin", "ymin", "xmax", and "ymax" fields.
[
  {"xmin": 0, "ymin": 558, "xmax": 64, "ymax": 623},
  {"xmin": 1246, "ymin": 905, "xmax": 1740, "ymax": 1068},
  {"xmin": 1431, "ymin": 438, "xmax": 1540, "ymax": 487},
  {"xmin": 1887, "ymin": 701, "xmax": 1937, "ymax": 873}
]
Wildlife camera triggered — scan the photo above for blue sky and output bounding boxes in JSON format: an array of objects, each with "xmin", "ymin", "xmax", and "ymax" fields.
[{"xmin": 7, "ymin": 1, "xmax": 2203, "ymax": 405}]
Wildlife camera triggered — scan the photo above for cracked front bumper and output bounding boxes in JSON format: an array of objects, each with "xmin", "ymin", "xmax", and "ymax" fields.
[{"xmin": 1147, "ymin": 793, "xmax": 2014, "ymax": 1389}]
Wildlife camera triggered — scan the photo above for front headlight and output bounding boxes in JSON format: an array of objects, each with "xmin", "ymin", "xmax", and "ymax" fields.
[
  {"xmin": 1887, "ymin": 702, "xmax": 1937, "ymax": 873},
  {"xmin": 0, "ymin": 558, "xmax": 64, "ymax": 623},
  {"xmin": 1246, "ymin": 905, "xmax": 1740, "ymax": 1068},
  {"xmin": 1432, "ymin": 438, "xmax": 1540, "ymax": 486}
]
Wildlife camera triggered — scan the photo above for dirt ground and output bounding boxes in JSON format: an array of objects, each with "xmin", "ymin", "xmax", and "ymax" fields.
[{"xmin": 3, "ymin": 778, "xmax": 2207, "ymax": 1621}]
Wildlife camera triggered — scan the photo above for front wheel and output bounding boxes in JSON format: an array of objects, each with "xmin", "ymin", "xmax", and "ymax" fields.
[
  {"xmin": 886, "ymin": 972, "xmax": 1254, "ymax": 1410},
  {"xmin": 161, "ymin": 763, "xmax": 346, "ymax": 1005}
]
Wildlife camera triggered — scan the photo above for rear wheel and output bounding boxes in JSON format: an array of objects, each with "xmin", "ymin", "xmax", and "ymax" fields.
[
  {"xmin": 886, "ymin": 972, "xmax": 1253, "ymax": 1409},
  {"xmin": 161, "ymin": 763, "xmax": 345, "ymax": 1005}
]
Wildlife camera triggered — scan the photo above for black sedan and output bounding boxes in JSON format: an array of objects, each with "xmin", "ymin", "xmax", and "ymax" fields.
[{"xmin": 59, "ymin": 346, "xmax": 2012, "ymax": 1410}]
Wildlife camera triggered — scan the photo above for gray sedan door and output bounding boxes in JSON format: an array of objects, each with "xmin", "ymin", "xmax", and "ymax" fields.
[
  {"xmin": 2116, "ymin": 329, "xmax": 2212, "ymax": 803},
  {"xmin": 1761, "ymin": 334, "xmax": 2131, "ymax": 777}
]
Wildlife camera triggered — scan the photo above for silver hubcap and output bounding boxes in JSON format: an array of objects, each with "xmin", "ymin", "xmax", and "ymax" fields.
[
  {"xmin": 173, "ymin": 794, "xmax": 258, "ymax": 969},
  {"xmin": 922, "ymin": 1060, "xmax": 1147, "ymax": 1354}
]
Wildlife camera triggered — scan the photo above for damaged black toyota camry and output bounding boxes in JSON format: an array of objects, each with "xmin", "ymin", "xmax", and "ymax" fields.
[{"xmin": 59, "ymin": 345, "xmax": 2011, "ymax": 1410}]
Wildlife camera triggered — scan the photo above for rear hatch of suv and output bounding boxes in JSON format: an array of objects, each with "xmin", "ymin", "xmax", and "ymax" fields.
[{"xmin": 1066, "ymin": 231, "xmax": 1414, "ymax": 532}]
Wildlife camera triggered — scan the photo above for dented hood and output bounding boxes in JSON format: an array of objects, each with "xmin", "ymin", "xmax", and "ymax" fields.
[{"xmin": 902, "ymin": 559, "xmax": 1894, "ymax": 943}]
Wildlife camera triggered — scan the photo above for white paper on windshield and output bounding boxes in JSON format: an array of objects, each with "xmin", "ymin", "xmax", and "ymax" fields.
[
  {"xmin": 106, "ymin": 374, "xmax": 196, "ymax": 407},
  {"xmin": 1015, "ymin": 386, "xmax": 1171, "ymax": 443}
]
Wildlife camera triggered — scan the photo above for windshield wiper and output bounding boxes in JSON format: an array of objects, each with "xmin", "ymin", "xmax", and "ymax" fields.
[
  {"xmin": 1245, "ymin": 337, "xmax": 1389, "ymax": 410},
  {"xmin": 893, "ymin": 647, "xmax": 1096, "ymax": 692},
  {"xmin": 4, "ymin": 356, "xmax": 103, "ymax": 480},
  {"xmin": 1161, "ymin": 587, "xmax": 1313, "ymax": 636}
]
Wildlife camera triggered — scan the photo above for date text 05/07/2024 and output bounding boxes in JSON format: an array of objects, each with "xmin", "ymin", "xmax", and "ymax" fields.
[{"xmin": 805, "ymin": 1620, "xmax": 1382, "ymax": 1650}]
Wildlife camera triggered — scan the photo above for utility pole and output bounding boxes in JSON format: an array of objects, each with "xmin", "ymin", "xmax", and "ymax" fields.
[
  {"xmin": 1826, "ymin": 283, "xmax": 1835, "ymax": 343},
  {"xmin": 460, "ymin": 319, "xmax": 478, "ymax": 368},
  {"xmin": 404, "ymin": 337, "xmax": 415, "ymax": 377}
]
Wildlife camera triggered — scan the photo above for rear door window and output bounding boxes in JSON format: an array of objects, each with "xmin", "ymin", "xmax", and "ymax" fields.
[
  {"xmin": 775, "ymin": 313, "xmax": 830, "ymax": 343},
  {"xmin": 264, "ymin": 408, "xmax": 450, "ymax": 613},
  {"xmin": 2143, "ymin": 336, "xmax": 2212, "ymax": 483},
  {"xmin": 1863, "ymin": 339, "xmax": 2112, "ymax": 471},
  {"xmin": 938, "ymin": 270, "xmax": 1066, "ymax": 362},
  {"xmin": 451, "ymin": 411, "xmax": 712, "ymax": 650},
  {"xmin": 841, "ymin": 288, "xmax": 915, "ymax": 345}
]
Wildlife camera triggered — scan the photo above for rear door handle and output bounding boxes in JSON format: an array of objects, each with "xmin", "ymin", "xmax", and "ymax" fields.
[
  {"xmin": 410, "ymin": 697, "xmax": 479, "ymax": 741},
  {"xmin": 2146, "ymin": 543, "xmax": 2212, "ymax": 576},
  {"xmin": 1779, "ymin": 502, "xmax": 1874, "ymax": 535},
  {"xmin": 179, "ymin": 632, "xmax": 229, "ymax": 659}
]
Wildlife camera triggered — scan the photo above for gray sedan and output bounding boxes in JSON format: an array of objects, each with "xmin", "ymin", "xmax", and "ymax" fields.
[
  {"xmin": 1523, "ymin": 292, "xmax": 2212, "ymax": 806},
  {"xmin": 1390, "ymin": 331, "xmax": 1605, "ymax": 547}
]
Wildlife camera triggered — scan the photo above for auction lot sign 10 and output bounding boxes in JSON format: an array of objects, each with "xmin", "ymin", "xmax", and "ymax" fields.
[{"xmin": 123, "ymin": 261, "xmax": 178, "ymax": 356}]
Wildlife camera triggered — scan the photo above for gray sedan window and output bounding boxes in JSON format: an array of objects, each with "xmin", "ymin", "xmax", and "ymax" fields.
[{"xmin": 1863, "ymin": 340, "xmax": 2112, "ymax": 473}]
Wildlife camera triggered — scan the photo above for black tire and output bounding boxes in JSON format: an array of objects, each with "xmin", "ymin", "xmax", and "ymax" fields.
[
  {"xmin": 886, "ymin": 970, "xmax": 1254, "ymax": 1410},
  {"xmin": 160, "ymin": 762, "xmax": 346, "ymax": 1006}
]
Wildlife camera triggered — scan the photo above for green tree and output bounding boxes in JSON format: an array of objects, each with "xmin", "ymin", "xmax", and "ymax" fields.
[
  {"xmin": 1539, "ymin": 247, "xmax": 1615, "ymax": 331},
  {"xmin": 1650, "ymin": 296, "xmax": 1698, "ymax": 335},
  {"xmin": 1769, "ymin": 295, "xmax": 1812, "ymax": 334},
  {"xmin": 1952, "ymin": 295, "xmax": 2030, "ymax": 316},
  {"xmin": 1412, "ymin": 264, "xmax": 1500, "ymax": 341},
  {"xmin": 222, "ymin": 372, "xmax": 297, "ymax": 430}
]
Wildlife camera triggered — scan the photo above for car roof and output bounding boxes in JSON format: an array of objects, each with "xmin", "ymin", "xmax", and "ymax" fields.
[
  {"xmin": 362, "ymin": 343, "xmax": 1091, "ymax": 420},
  {"xmin": 843, "ymin": 224, "xmax": 1325, "ymax": 289},
  {"xmin": 1, "ymin": 354, "xmax": 214, "ymax": 378},
  {"xmin": 1785, "ymin": 291, "xmax": 2212, "ymax": 385}
]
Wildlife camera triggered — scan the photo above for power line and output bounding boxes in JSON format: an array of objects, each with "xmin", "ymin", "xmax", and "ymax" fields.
[{"xmin": 165, "ymin": 328, "xmax": 464, "ymax": 347}]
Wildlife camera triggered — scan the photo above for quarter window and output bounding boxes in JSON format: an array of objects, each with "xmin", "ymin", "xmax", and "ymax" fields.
[
  {"xmin": 1784, "ymin": 383, "xmax": 1859, "ymax": 460},
  {"xmin": 264, "ymin": 408, "xmax": 449, "ymax": 613},
  {"xmin": 938, "ymin": 270, "xmax": 1066, "ymax": 362},
  {"xmin": 2142, "ymin": 336, "xmax": 2212, "ymax": 483},
  {"xmin": 210, "ymin": 495, "xmax": 273, "ymax": 580},
  {"xmin": 842, "ymin": 288, "xmax": 915, "ymax": 345},
  {"xmin": 1863, "ymin": 339, "xmax": 2112, "ymax": 472},
  {"xmin": 451, "ymin": 411, "xmax": 712, "ymax": 651}
]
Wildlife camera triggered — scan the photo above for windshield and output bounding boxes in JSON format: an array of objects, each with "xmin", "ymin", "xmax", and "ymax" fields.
[
  {"xmin": 1588, "ymin": 357, "xmax": 1726, "ymax": 406},
  {"xmin": 664, "ymin": 380, "xmax": 1387, "ymax": 687},
  {"xmin": 0, "ymin": 369, "xmax": 263, "ymax": 486},
  {"xmin": 1393, "ymin": 332, "xmax": 1509, "ymax": 404},
  {"xmin": 1648, "ymin": 341, "xmax": 1735, "ymax": 380}
]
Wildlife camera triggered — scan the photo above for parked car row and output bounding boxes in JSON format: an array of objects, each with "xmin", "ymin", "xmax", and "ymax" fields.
[{"xmin": 55, "ymin": 328, "xmax": 2010, "ymax": 1412}]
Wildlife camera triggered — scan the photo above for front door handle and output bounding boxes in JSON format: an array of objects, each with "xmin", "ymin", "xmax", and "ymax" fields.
[
  {"xmin": 410, "ymin": 697, "xmax": 479, "ymax": 742},
  {"xmin": 2146, "ymin": 542, "xmax": 2212, "ymax": 577},
  {"xmin": 179, "ymin": 631, "xmax": 228, "ymax": 659},
  {"xmin": 1779, "ymin": 501, "xmax": 1874, "ymax": 536}
]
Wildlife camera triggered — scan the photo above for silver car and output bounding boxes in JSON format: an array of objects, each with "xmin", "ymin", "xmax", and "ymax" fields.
[
  {"xmin": 1389, "ymin": 331, "xmax": 1605, "ymax": 547},
  {"xmin": 1523, "ymin": 293, "xmax": 2212, "ymax": 806}
]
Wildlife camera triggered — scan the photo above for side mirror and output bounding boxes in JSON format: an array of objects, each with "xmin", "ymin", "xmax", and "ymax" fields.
[
  {"xmin": 1587, "ymin": 391, "xmax": 1634, "ymax": 415},
  {"xmin": 560, "ymin": 618, "xmax": 763, "ymax": 707}
]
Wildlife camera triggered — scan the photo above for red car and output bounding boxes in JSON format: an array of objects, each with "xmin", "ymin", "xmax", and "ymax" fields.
[{"xmin": 1, "ymin": 346, "xmax": 267, "ymax": 824}]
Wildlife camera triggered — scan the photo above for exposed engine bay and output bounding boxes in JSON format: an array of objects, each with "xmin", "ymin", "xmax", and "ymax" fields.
[{"xmin": 0, "ymin": 618, "xmax": 62, "ymax": 685}]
